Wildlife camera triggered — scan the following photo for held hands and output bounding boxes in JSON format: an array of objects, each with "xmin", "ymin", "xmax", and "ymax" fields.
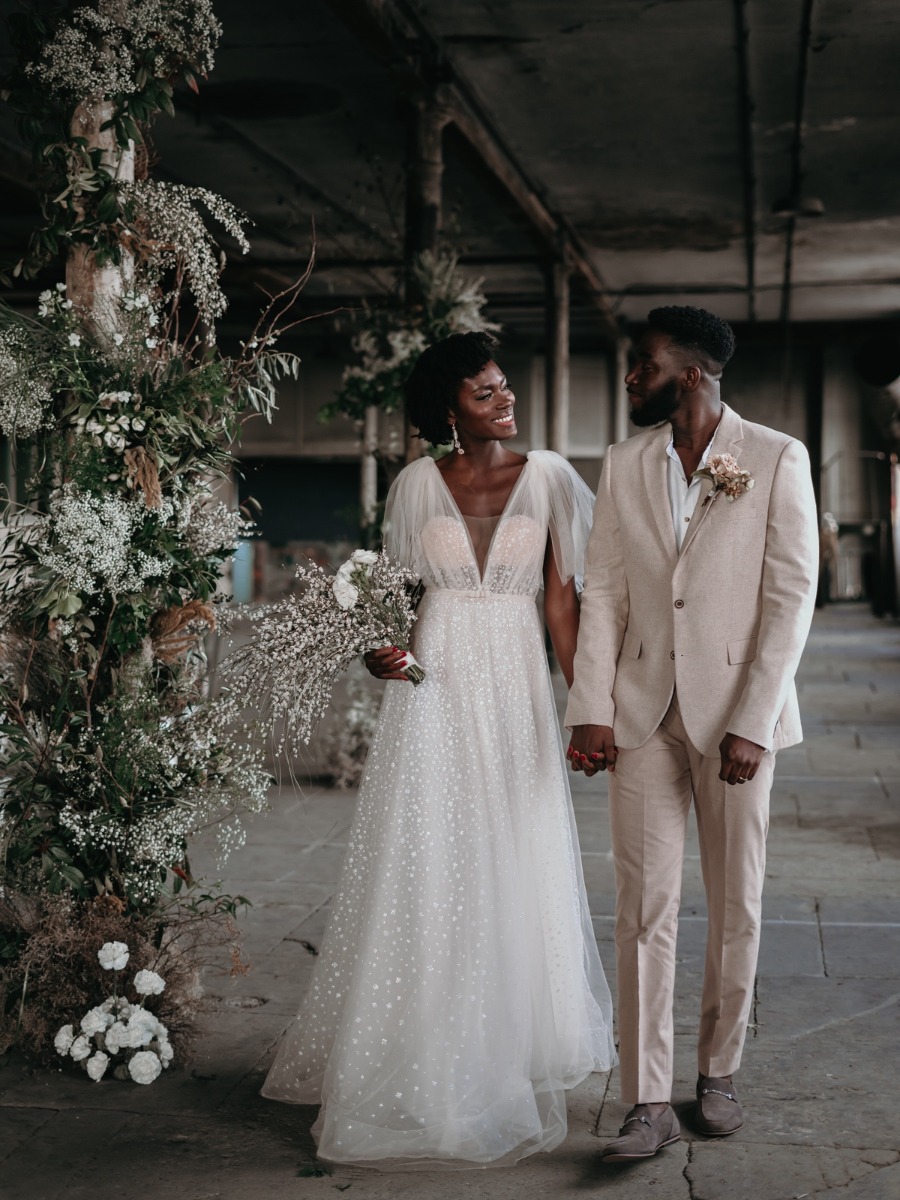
[
  {"xmin": 364, "ymin": 646, "xmax": 412, "ymax": 683},
  {"xmin": 567, "ymin": 724, "xmax": 618, "ymax": 776},
  {"xmin": 718, "ymin": 732, "xmax": 765, "ymax": 785}
]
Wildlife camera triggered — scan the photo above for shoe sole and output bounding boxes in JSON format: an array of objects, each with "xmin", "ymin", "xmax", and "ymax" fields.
[
  {"xmin": 601, "ymin": 1134, "xmax": 681, "ymax": 1162},
  {"xmin": 695, "ymin": 1121, "xmax": 743, "ymax": 1138}
]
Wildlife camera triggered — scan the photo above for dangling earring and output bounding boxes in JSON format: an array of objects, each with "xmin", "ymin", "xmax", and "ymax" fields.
[{"xmin": 451, "ymin": 423, "xmax": 465, "ymax": 455}]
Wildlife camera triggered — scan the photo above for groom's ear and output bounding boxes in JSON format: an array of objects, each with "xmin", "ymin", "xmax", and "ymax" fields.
[{"xmin": 682, "ymin": 365, "xmax": 701, "ymax": 392}]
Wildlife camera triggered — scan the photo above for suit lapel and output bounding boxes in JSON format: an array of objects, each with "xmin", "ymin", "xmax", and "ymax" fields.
[
  {"xmin": 641, "ymin": 425, "xmax": 677, "ymax": 561},
  {"xmin": 679, "ymin": 403, "xmax": 745, "ymax": 558}
]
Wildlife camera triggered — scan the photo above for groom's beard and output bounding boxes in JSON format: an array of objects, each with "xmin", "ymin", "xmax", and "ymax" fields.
[{"xmin": 630, "ymin": 378, "xmax": 680, "ymax": 427}]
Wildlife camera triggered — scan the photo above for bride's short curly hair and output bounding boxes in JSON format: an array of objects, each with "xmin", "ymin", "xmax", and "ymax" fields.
[{"xmin": 404, "ymin": 331, "xmax": 499, "ymax": 446}]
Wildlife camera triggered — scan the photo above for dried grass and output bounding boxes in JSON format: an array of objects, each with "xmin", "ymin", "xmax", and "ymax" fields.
[{"xmin": 0, "ymin": 892, "xmax": 242, "ymax": 1065}]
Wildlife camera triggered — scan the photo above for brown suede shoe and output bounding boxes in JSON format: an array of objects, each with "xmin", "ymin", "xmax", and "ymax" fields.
[
  {"xmin": 599, "ymin": 1104, "xmax": 681, "ymax": 1162},
  {"xmin": 696, "ymin": 1075, "xmax": 744, "ymax": 1136}
]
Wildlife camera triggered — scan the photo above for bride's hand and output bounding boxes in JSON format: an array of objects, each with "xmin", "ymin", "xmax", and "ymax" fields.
[{"xmin": 364, "ymin": 646, "xmax": 413, "ymax": 682}]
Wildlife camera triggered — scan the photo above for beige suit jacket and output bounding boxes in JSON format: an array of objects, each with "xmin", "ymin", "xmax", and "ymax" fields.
[{"xmin": 566, "ymin": 404, "xmax": 819, "ymax": 757}]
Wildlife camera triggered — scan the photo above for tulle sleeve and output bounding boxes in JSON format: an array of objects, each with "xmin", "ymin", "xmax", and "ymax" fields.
[
  {"xmin": 381, "ymin": 457, "xmax": 434, "ymax": 576},
  {"xmin": 531, "ymin": 450, "xmax": 596, "ymax": 592}
]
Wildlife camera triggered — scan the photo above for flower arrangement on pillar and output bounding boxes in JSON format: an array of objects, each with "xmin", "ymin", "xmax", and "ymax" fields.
[{"xmin": 0, "ymin": 0, "xmax": 307, "ymax": 1067}]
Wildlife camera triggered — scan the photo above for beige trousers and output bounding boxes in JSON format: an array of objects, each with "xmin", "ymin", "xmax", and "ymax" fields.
[{"xmin": 609, "ymin": 695, "xmax": 773, "ymax": 1104}]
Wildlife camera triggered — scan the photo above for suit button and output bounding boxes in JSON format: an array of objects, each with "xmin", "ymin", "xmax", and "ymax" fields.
[
  {"xmin": 670, "ymin": 650, "xmax": 675, "ymax": 660},
  {"xmin": 674, "ymin": 599, "xmax": 685, "ymax": 609}
]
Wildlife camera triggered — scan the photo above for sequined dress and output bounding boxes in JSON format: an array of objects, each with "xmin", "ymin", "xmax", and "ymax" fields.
[{"xmin": 261, "ymin": 450, "xmax": 616, "ymax": 1167}]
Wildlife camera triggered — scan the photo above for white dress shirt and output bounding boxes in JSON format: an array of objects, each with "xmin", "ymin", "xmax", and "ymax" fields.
[{"xmin": 666, "ymin": 431, "xmax": 716, "ymax": 551}]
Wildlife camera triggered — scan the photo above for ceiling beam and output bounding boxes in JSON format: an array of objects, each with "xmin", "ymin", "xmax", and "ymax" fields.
[{"xmin": 324, "ymin": 0, "xmax": 620, "ymax": 340}]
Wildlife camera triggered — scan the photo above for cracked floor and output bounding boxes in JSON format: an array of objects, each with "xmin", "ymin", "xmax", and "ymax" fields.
[{"xmin": 2, "ymin": 604, "xmax": 898, "ymax": 1200}]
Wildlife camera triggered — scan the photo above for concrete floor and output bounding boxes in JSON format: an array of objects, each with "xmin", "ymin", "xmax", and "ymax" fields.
[{"xmin": 2, "ymin": 603, "xmax": 899, "ymax": 1200}]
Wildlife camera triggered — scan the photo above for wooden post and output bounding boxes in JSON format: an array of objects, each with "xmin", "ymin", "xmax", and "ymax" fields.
[
  {"xmin": 545, "ymin": 258, "xmax": 571, "ymax": 458},
  {"xmin": 65, "ymin": 98, "xmax": 134, "ymax": 341}
]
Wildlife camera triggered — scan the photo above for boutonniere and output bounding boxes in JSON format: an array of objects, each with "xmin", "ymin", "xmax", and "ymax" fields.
[{"xmin": 693, "ymin": 452, "xmax": 755, "ymax": 505}]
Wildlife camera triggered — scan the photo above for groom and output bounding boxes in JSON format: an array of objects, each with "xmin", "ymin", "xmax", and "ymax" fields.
[{"xmin": 567, "ymin": 306, "xmax": 818, "ymax": 1161}]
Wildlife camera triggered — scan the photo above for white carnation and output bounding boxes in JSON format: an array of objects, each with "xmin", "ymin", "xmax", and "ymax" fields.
[
  {"xmin": 133, "ymin": 969, "xmax": 166, "ymax": 996},
  {"xmin": 80, "ymin": 1006, "xmax": 113, "ymax": 1036},
  {"xmin": 128, "ymin": 1050, "xmax": 162, "ymax": 1085},
  {"xmin": 70, "ymin": 1035, "xmax": 92, "ymax": 1062},
  {"xmin": 97, "ymin": 941, "xmax": 129, "ymax": 971},
  {"xmin": 86, "ymin": 1051, "xmax": 110, "ymax": 1082},
  {"xmin": 54, "ymin": 1024, "xmax": 75, "ymax": 1055},
  {"xmin": 103, "ymin": 1021, "xmax": 126, "ymax": 1054}
]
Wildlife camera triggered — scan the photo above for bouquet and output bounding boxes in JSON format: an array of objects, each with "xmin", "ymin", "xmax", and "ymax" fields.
[
  {"xmin": 222, "ymin": 549, "xmax": 424, "ymax": 756},
  {"xmin": 54, "ymin": 942, "xmax": 173, "ymax": 1084}
]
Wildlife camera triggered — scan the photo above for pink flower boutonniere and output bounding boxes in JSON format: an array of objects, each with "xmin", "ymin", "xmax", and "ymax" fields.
[{"xmin": 693, "ymin": 452, "xmax": 755, "ymax": 505}]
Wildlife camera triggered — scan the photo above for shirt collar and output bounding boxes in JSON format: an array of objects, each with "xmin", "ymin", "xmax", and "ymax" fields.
[{"xmin": 665, "ymin": 428, "xmax": 717, "ymax": 471}]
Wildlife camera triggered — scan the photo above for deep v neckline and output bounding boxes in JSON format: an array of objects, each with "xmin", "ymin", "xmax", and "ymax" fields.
[{"xmin": 430, "ymin": 455, "xmax": 531, "ymax": 583}]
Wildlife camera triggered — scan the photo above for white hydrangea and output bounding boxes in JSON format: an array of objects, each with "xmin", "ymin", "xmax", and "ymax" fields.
[
  {"xmin": 133, "ymin": 969, "xmax": 166, "ymax": 996},
  {"xmin": 97, "ymin": 941, "xmax": 129, "ymax": 971},
  {"xmin": 128, "ymin": 1049, "xmax": 162, "ymax": 1085},
  {"xmin": 86, "ymin": 1051, "xmax": 110, "ymax": 1082}
]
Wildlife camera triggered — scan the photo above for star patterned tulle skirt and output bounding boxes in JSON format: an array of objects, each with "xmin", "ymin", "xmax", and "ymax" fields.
[{"xmin": 261, "ymin": 587, "xmax": 616, "ymax": 1168}]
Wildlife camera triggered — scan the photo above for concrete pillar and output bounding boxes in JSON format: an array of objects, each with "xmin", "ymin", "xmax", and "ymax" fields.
[
  {"xmin": 612, "ymin": 336, "xmax": 631, "ymax": 444},
  {"xmin": 545, "ymin": 259, "xmax": 570, "ymax": 458}
]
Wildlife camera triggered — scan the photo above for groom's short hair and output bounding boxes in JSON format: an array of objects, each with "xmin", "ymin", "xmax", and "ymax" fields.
[
  {"xmin": 647, "ymin": 306, "xmax": 736, "ymax": 376},
  {"xmin": 405, "ymin": 331, "xmax": 498, "ymax": 446}
]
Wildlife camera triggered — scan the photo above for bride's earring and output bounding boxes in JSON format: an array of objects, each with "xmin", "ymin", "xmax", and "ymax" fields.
[{"xmin": 451, "ymin": 423, "xmax": 465, "ymax": 455}]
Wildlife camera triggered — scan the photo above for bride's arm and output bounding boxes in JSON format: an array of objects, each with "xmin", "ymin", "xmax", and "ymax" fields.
[{"xmin": 543, "ymin": 540, "xmax": 580, "ymax": 688}]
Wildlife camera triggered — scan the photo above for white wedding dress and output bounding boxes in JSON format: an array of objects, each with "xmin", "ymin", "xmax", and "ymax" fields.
[{"xmin": 261, "ymin": 450, "xmax": 616, "ymax": 1168}]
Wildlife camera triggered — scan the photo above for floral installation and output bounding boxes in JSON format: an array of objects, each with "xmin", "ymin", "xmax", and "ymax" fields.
[
  {"xmin": 320, "ymin": 677, "xmax": 382, "ymax": 791},
  {"xmin": 0, "ymin": 0, "xmax": 313, "ymax": 1067},
  {"xmin": 222, "ymin": 550, "xmax": 423, "ymax": 759},
  {"xmin": 321, "ymin": 250, "xmax": 499, "ymax": 425},
  {"xmin": 694, "ymin": 452, "xmax": 755, "ymax": 504},
  {"xmin": 54, "ymin": 941, "xmax": 173, "ymax": 1083}
]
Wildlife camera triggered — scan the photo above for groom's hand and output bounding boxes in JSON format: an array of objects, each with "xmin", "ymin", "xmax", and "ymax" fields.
[
  {"xmin": 718, "ymin": 732, "xmax": 765, "ymax": 785},
  {"xmin": 567, "ymin": 724, "xmax": 618, "ymax": 775}
]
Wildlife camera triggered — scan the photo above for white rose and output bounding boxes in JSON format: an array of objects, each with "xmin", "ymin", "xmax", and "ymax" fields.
[
  {"xmin": 86, "ymin": 1051, "xmax": 109, "ymax": 1082},
  {"xmin": 350, "ymin": 549, "xmax": 378, "ymax": 567},
  {"xmin": 97, "ymin": 941, "xmax": 129, "ymax": 971},
  {"xmin": 128, "ymin": 1050, "xmax": 162, "ymax": 1085},
  {"xmin": 54, "ymin": 1024, "xmax": 75, "ymax": 1055},
  {"xmin": 80, "ymin": 1006, "xmax": 113, "ymax": 1037},
  {"xmin": 133, "ymin": 969, "xmax": 165, "ymax": 996},
  {"xmin": 70, "ymin": 1035, "xmax": 91, "ymax": 1061},
  {"xmin": 156, "ymin": 1039, "xmax": 174, "ymax": 1065},
  {"xmin": 332, "ymin": 576, "xmax": 359, "ymax": 610}
]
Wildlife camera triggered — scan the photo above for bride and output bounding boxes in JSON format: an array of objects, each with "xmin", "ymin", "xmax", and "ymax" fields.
[{"xmin": 261, "ymin": 331, "xmax": 616, "ymax": 1167}]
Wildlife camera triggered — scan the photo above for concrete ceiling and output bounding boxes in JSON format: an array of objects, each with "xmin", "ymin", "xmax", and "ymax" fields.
[{"xmin": 2, "ymin": 0, "xmax": 899, "ymax": 340}]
